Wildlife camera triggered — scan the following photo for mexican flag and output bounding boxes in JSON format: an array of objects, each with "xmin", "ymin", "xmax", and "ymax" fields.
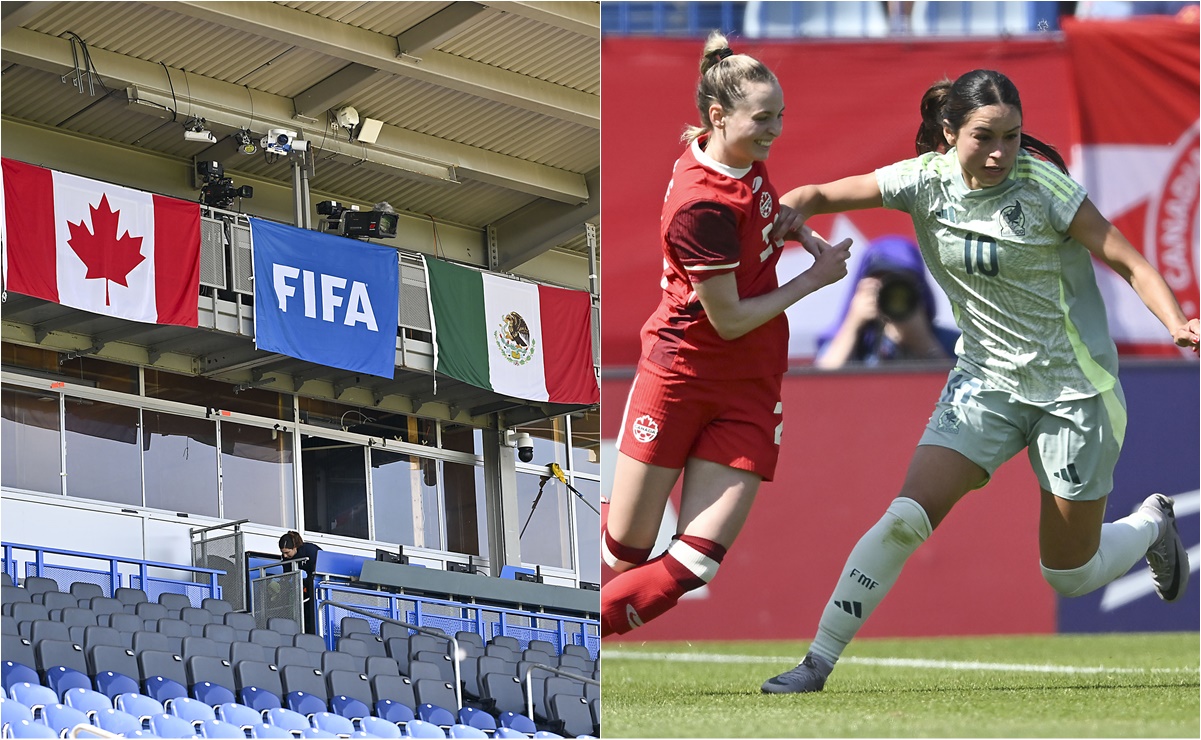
[
  {"xmin": 424, "ymin": 256, "xmax": 598, "ymax": 405},
  {"xmin": 2, "ymin": 158, "xmax": 200, "ymax": 327}
]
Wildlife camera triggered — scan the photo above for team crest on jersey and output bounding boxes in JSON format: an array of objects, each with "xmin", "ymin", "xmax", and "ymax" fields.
[
  {"xmin": 631, "ymin": 414, "xmax": 659, "ymax": 443},
  {"xmin": 494, "ymin": 312, "xmax": 537, "ymax": 366},
  {"xmin": 758, "ymin": 191, "xmax": 773, "ymax": 218},
  {"xmin": 999, "ymin": 200, "xmax": 1026, "ymax": 236},
  {"xmin": 937, "ymin": 408, "xmax": 961, "ymax": 434},
  {"xmin": 752, "ymin": 176, "xmax": 763, "ymax": 193}
]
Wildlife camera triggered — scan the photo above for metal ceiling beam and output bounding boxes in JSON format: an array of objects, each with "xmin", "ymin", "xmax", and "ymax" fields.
[
  {"xmin": 483, "ymin": 1, "xmax": 601, "ymax": 38},
  {"xmin": 492, "ymin": 167, "xmax": 599, "ymax": 270},
  {"xmin": 396, "ymin": 3, "xmax": 492, "ymax": 56},
  {"xmin": 143, "ymin": 1, "xmax": 599, "ymax": 129},
  {"xmin": 0, "ymin": 2, "xmax": 50, "ymax": 34},
  {"xmin": 2, "ymin": 28, "xmax": 590, "ymax": 202},
  {"xmin": 293, "ymin": 62, "xmax": 381, "ymax": 120}
]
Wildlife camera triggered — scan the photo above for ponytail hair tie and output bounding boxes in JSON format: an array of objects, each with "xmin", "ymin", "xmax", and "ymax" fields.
[{"xmin": 715, "ymin": 48, "xmax": 734, "ymax": 60}]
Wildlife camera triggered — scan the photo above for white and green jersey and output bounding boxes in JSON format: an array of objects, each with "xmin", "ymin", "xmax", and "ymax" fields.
[{"xmin": 876, "ymin": 149, "xmax": 1118, "ymax": 403}]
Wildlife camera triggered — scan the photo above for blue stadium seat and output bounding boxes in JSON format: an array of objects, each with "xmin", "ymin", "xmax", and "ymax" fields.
[
  {"xmin": 286, "ymin": 690, "xmax": 327, "ymax": 717},
  {"xmin": 39, "ymin": 701, "xmax": 91, "ymax": 735},
  {"xmin": 250, "ymin": 723, "xmax": 295, "ymax": 739},
  {"xmin": 497, "ymin": 711, "xmax": 537, "ymax": 734},
  {"xmin": 1, "ymin": 697, "xmax": 36, "ymax": 726},
  {"xmin": 456, "ymin": 707, "xmax": 495, "ymax": 733},
  {"xmin": 328, "ymin": 693, "xmax": 371, "ymax": 721},
  {"xmin": 93, "ymin": 670, "xmax": 141, "ymax": 700},
  {"xmin": 198, "ymin": 718, "xmax": 248, "ymax": 738},
  {"xmin": 533, "ymin": 731, "xmax": 563, "ymax": 739},
  {"xmin": 143, "ymin": 675, "xmax": 189, "ymax": 703},
  {"xmin": 311, "ymin": 711, "xmax": 355, "ymax": 735},
  {"xmin": 374, "ymin": 699, "xmax": 415, "ymax": 727},
  {"xmin": 417, "ymin": 703, "xmax": 455, "ymax": 727},
  {"xmin": 169, "ymin": 695, "xmax": 217, "ymax": 724},
  {"xmin": 264, "ymin": 706, "xmax": 311, "ymax": 734},
  {"xmin": 239, "ymin": 685, "xmax": 283, "ymax": 713},
  {"xmin": 62, "ymin": 686, "xmax": 113, "ymax": 719},
  {"xmin": 44, "ymin": 666, "xmax": 93, "ymax": 697},
  {"xmin": 94, "ymin": 707, "xmax": 146, "ymax": 735},
  {"xmin": 4, "ymin": 719, "xmax": 59, "ymax": 738},
  {"xmin": 301, "ymin": 729, "xmax": 337, "ymax": 739},
  {"xmin": 149, "ymin": 711, "xmax": 197, "ymax": 737},
  {"xmin": 115, "ymin": 692, "xmax": 165, "ymax": 724},
  {"xmin": 448, "ymin": 724, "xmax": 489, "ymax": 738},
  {"xmin": 406, "ymin": 719, "xmax": 447, "ymax": 739},
  {"xmin": 2, "ymin": 661, "xmax": 39, "ymax": 694},
  {"xmin": 214, "ymin": 701, "xmax": 262, "ymax": 729},
  {"xmin": 357, "ymin": 715, "xmax": 403, "ymax": 738},
  {"xmin": 495, "ymin": 728, "xmax": 530, "ymax": 739},
  {"xmin": 8, "ymin": 683, "xmax": 57, "ymax": 718}
]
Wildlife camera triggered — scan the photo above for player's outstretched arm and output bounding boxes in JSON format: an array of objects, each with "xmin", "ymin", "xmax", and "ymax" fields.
[
  {"xmin": 1069, "ymin": 197, "xmax": 1200, "ymax": 351},
  {"xmin": 780, "ymin": 173, "xmax": 884, "ymax": 220}
]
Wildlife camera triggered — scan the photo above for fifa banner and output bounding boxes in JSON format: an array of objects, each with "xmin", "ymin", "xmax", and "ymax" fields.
[
  {"xmin": 249, "ymin": 218, "xmax": 399, "ymax": 379},
  {"xmin": 1063, "ymin": 18, "xmax": 1200, "ymax": 355},
  {"xmin": 424, "ymin": 256, "xmax": 599, "ymax": 405},
  {"xmin": 1, "ymin": 158, "xmax": 200, "ymax": 327}
]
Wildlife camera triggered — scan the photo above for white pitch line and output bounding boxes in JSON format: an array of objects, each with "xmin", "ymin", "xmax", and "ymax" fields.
[{"xmin": 602, "ymin": 650, "xmax": 1199, "ymax": 675}]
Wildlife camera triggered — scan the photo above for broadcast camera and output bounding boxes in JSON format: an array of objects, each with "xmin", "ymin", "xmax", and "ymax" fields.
[
  {"xmin": 261, "ymin": 128, "xmax": 309, "ymax": 156},
  {"xmin": 196, "ymin": 160, "xmax": 253, "ymax": 210},
  {"xmin": 317, "ymin": 200, "xmax": 398, "ymax": 239}
]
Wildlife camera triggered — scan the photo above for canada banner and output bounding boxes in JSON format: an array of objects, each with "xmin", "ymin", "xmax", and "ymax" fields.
[
  {"xmin": 1063, "ymin": 18, "xmax": 1200, "ymax": 355},
  {"xmin": 1, "ymin": 158, "xmax": 201, "ymax": 327}
]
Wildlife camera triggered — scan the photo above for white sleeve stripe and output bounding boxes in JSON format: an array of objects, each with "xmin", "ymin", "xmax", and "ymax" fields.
[
  {"xmin": 601, "ymin": 538, "xmax": 621, "ymax": 569},
  {"xmin": 684, "ymin": 262, "xmax": 740, "ymax": 272},
  {"xmin": 666, "ymin": 540, "xmax": 721, "ymax": 582}
]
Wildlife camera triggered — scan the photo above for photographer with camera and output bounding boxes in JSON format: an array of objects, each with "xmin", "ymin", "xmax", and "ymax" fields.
[{"xmin": 814, "ymin": 235, "xmax": 958, "ymax": 368}]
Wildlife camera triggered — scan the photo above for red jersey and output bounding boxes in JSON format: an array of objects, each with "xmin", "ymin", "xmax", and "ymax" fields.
[{"xmin": 639, "ymin": 137, "xmax": 789, "ymax": 379}]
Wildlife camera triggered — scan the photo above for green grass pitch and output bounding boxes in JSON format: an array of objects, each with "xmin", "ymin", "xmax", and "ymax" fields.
[{"xmin": 601, "ymin": 633, "xmax": 1199, "ymax": 737}]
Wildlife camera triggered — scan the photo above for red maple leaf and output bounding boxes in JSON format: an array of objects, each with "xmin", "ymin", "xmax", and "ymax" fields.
[{"xmin": 66, "ymin": 194, "xmax": 146, "ymax": 305}]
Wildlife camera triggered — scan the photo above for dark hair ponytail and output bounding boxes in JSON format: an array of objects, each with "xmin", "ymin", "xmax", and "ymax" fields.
[
  {"xmin": 918, "ymin": 69, "xmax": 1069, "ymax": 174},
  {"xmin": 279, "ymin": 530, "xmax": 303, "ymax": 550},
  {"xmin": 915, "ymin": 79, "xmax": 953, "ymax": 155}
]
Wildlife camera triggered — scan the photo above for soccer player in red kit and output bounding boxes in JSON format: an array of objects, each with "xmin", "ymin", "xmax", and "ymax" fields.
[{"xmin": 601, "ymin": 31, "xmax": 852, "ymax": 637}]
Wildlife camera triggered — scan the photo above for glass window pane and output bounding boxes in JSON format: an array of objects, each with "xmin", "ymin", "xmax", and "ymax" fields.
[
  {"xmin": 143, "ymin": 411, "xmax": 218, "ymax": 517},
  {"xmin": 146, "ymin": 369, "xmax": 290, "ymax": 420},
  {"xmin": 440, "ymin": 422, "xmax": 483, "ymax": 556},
  {"xmin": 64, "ymin": 397, "xmax": 141, "ymax": 505},
  {"xmin": 221, "ymin": 421, "xmax": 295, "ymax": 527},
  {"xmin": 302, "ymin": 435, "xmax": 368, "ymax": 540},
  {"xmin": 371, "ymin": 449, "xmax": 440, "ymax": 549},
  {"xmin": 517, "ymin": 471, "xmax": 569, "ymax": 569},
  {"xmin": 1, "ymin": 387, "xmax": 62, "ymax": 494}
]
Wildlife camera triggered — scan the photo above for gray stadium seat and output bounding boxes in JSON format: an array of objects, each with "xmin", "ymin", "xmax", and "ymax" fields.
[
  {"xmin": 413, "ymin": 678, "xmax": 458, "ymax": 714},
  {"xmin": 158, "ymin": 592, "xmax": 193, "ymax": 613},
  {"xmin": 562, "ymin": 644, "xmax": 592, "ymax": 661},
  {"xmin": 138, "ymin": 648, "xmax": 189, "ymax": 687},
  {"xmin": 488, "ymin": 636, "xmax": 520, "ymax": 652},
  {"xmin": 249, "ymin": 629, "xmax": 283, "ymax": 649},
  {"xmin": 1, "ymin": 573, "xmax": 13, "ymax": 588},
  {"xmin": 224, "ymin": 612, "xmax": 256, "ymax": 634},
  {"xmin": 483, "ymin": 644, "xmax": 517, "ymax": 662},
  {"xmin": 85, "ymin": 598, "xmax": 124, "ymax": 617},
  {"xmin": 321, "ymin": 650, "xmax": 363, "ymax": 675},
  {"xmin": 3, "ymin": 633, "xmax": 36, "ymax": 669},
  {"xmin": 364, "ymin": 656, "xmax": 400, "ymax": 679},
  {"xmin": 88, "ymin": 643, "xmax": 140, "ymax": 681},
  {"xmin": 275, "ymin": 645, "xmax": 317, "ymax": 670},
  {"xmin": 135, "ymin": 602, "xmax": 168, "ymax": 621},
  {"xmin": 267, "ymin": 617, "xmax": 300, "ymax": 637},
  {"xmin": 1, "ymin": 614, "xmax": 17, "ymax": 635},
  {"xmin": 549, "ymin": 693, "xmax": 593, "ymax": 738},
  {"xmin": 179, "ymin": 607, "xmax": 215, "ymax": 635},
  {"xmin": 326, "ymin": 669, "xmax": 374, "ymax": 707},
  {"xmin": 35, "ymin": 638, "xmax": 90, "ymax": 675},
  {"xmin": 132, "ymin": 630, "xmax": 173, "ymax": 655},
  {"xmin": 454, "ymin": 632, "xmax": 484, "ymax": 651},
  {"xmin": 200, "ymin": 598, "xmax": 233, "ymax": 617},
  {"xmin": 203, "ymin": 623, "xmax": 236, "ymax": 644},
  {"xmin": 100, "ymin": 612, "xmax": 142, "ymax": 636},
  {"xmin": 29, "ymin": 619, "xmax": 72, "ymax": 644},
  {"xmin": 405, "ymin": 661, "xmax": 442, "ymax": 684},
  {"xmin": 157, "ymin": 618, "xmax": 191, "ymax": 640},
  {"xmin": 281, "ymin": 664, "xmax": 329, "ymax": 700},
  {"xmin": 527, "ymin": 639, "xmax": 556, "ymax": 656},
  {"xmin": 229, "ymin": 641, "xmax": 271, "ymax": 666},
  {"xmin": 379, "ymin": 623, "xmax": 409, "ymax": 641},
  {"xmin": 70, "ymin": 582, "xmax": 104, "ymax": 606},
  {"xmin": 181, "ymin": 636, "xmax": 226, "ymax": 661},
  {"xmin": 337, "ymin": 636, "xmax": 371, "ymax": 657},
  {"xmin": 234, "ymin": 659, "xmax": 284, "ymax": 698},
  {"xmin": 23, "ymin": 577, "xmax": 59, "ymax": 602},
  {"xmin": 339, "ymin": 617, "xmax": 372, "ymax": 637},
  {"xmin": 481, "ymin": 673, "xmax": 525, "ymax": 715},
  {"xmin": 186, "ymin": 654, "xmax": 237, "ymax": 694},
  {"xmin": 59, "ymin": 607, "xmax": 98, "ymax": 630},
  {"xmin": 41, "ymin": 591, "xmax": 77, "ymax": 613},
  {"xmin": 292, "ymin": 633, "xmax": 326, "ymax": 653},
  {"xmin": 408, "ymin": 634, "xmax": 448, "ymax": 659},
  {"xmin": 371, "ymin": 674, "xmax": 415, "ymax": 709},
  {"xmin": 114, "ymin": 588, "xmax": 148, "ymax": 612},
  {"xmin": 412, "ymin": 651, "xmax": 455, "ymax": 684}
]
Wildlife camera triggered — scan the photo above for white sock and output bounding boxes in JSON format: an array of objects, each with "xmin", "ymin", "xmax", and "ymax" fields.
[
  {"xmin": 808, "ymin": 497, "xmax": 931, "ymax": 664},
  {"xmin": 1040, "ymin": 510, "xmax": 1158, "ymax": 597}
]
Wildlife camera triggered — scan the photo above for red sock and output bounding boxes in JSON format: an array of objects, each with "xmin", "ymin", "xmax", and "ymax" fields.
[{"xmin": 601, "ymin": 535, "xmax": 726, "ymax": 636}]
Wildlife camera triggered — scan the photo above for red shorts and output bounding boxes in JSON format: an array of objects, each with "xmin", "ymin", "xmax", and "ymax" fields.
[{"xmin": 616, "ymin": 361, "xmax": 784, "ymax": 481}]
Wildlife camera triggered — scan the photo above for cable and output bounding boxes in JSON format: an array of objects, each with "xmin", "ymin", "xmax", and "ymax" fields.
[{"xmin": 159, "ymin": 61, "xmax": 178, "ymax": 122}]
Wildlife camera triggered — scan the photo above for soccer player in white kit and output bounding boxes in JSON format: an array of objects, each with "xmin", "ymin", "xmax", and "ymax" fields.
[{"xmin": 762, "ymin": 69, "xmax": 1199, "ymax": 694}]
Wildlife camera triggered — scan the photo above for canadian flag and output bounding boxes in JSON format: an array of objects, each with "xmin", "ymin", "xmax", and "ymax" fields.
[
  {"xmin": 1063, "ymin": 18, "xmax": 1199, "ymax": 355},
  {"xmin": 2, "ymin": 158, "xmax": 200, "ymax": 327}
]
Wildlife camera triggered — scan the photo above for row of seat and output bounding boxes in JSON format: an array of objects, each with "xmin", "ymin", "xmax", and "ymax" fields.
[{"xmin": 1, "ymin": 692, "xmax": 547, "ymax": 738}]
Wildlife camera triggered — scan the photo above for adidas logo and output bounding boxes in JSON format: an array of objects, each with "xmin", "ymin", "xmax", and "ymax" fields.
[
  {"xmin": 1054, "ymin": 463, "xmax": 1081, "ymax": 485},
  {"xmin": 834, "ymin": 600, "xmax": 862, "ymax": 618}
]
